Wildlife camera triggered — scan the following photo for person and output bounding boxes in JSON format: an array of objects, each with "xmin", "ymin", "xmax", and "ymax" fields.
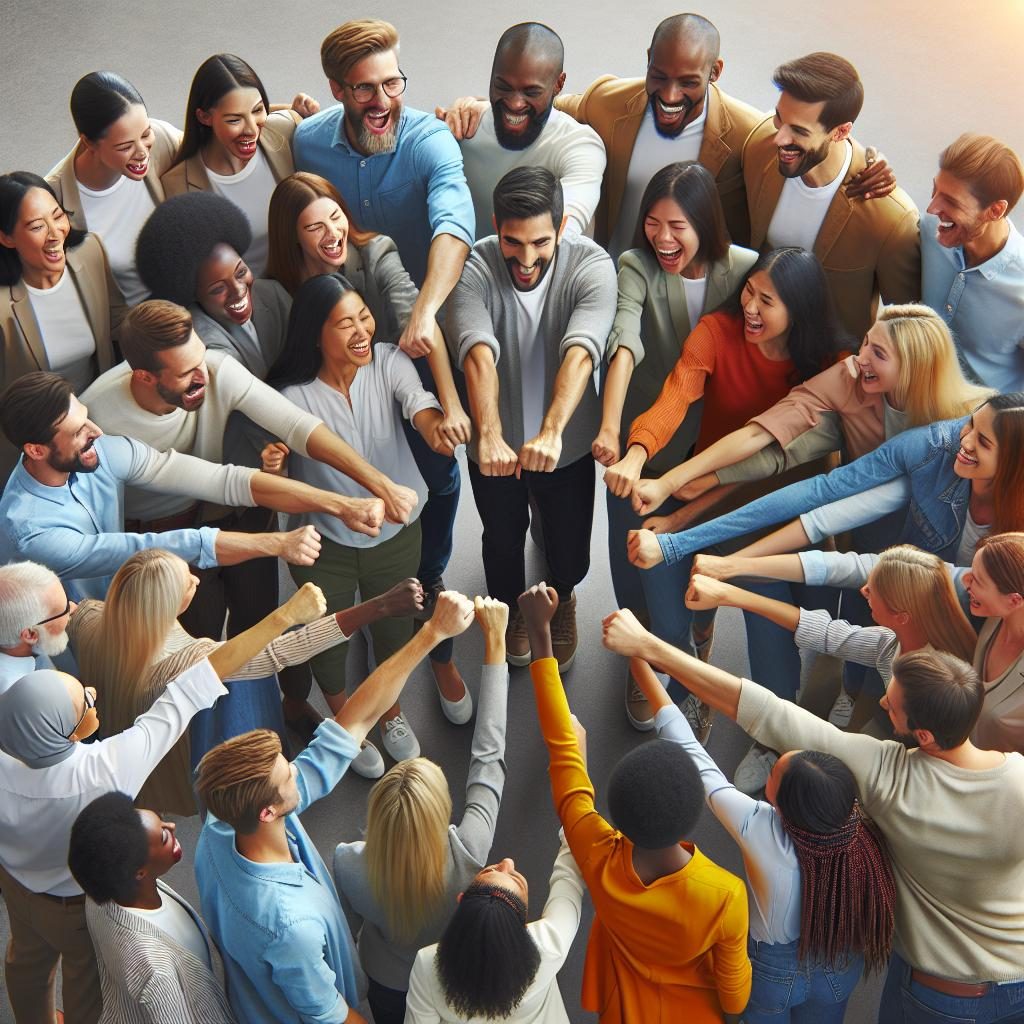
[
  {"xmin": 448, "ymin": 167, "xmax": 616, "ymax": 669},
  {"xmin": 0, "ymin": 562, "xmax": 75, "ymax": 694},
  {"xmin": 0, "ymin": 172, "xmax": 124, "ymax": 476},
  {"xmin": 161, "ymin": 54, "xmax": 319, "ymax": 276},
  {"xmin": 0, "ymin": 371, "xmax": 383, "ymax": 600},
  {"xmin": 922, "ymin": 133, "xmax": 1024, "ymax": 393},
  {"xmin": 601, "ymin": 609, "xmax": 1024, "ymax": 1024},
  {"xmin": 194, "ymin": 590, "xmax": 476, "ymax": 1024},
  {"xmin": 437, "ymin": 22, "xmax": 607, "ymax": 240},
  {"xmin": 334, "ymin": 597, "xmax": 510, "ymax": 1024},
  {"xmin": 519, "ymin": 583, "xmax": 751, "ymax": 1022},
  {"xmin": 46, "ymin": 71, "xmax": 182, "ymax": 303},
  {"xmin": 405, "ymin": 829, "xmax": 586, "ymax": 1024},
  {"xmin": 743, "ymin": 52, "xmax": 919, "ymax": 338},
  {"xmin": 67, "ymin": 792, "xmax": 237, "ymax": 1024},
  {"xmin": 70, "ymin": 550, "xmax": 424, "ymax": 810},
  {"xmin": 266, "ymin": 274, "xmax": 460, "ymax": 761},
  {"xmin": 0, "ymin": 581, "xmax": 327, "ymax": 1024},
  {"xmin": 629, "ymin": 656, "xmax": 894, "ymax": 1022}
]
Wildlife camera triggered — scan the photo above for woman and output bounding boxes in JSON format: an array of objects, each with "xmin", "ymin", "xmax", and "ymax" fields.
[
  {"xmin": 0, "ymin": 172, "xmax": 124, "ymax": 475},
  {"xmin": 405, "ymin": 830, "xmax": 584, "ymax": 1023},
  {"xmin": 46, "ymin": 71, "xmax": 181, "ymax": 303},
  {"xmin": 334, "ymin": 597, "xmax": 510, "ymax": 1024},
  {"xmin": 266, "ymin": 274, "xmax": 458, "ymax": 761},
  {"xmin": 162, "ymin": 54, "xmax": 316, "ymax": 275},
  {"xmin": 628, "ymin": 658, "xmax": 894, "ymax": 1024},
  {"xmin": 71, "ymin": 549, "xmax": 424, "ymax": 812}
]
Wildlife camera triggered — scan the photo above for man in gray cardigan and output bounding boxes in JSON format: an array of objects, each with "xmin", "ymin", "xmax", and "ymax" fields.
[{"xmin": 448, "ymin": 167, "xmax": 616, "ymax": 670}]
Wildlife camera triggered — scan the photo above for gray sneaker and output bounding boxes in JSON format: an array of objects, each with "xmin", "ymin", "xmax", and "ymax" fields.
[
  {"xmin": 380, "ymin": 713, "xmax": 421, "ymax": 761},
  {"xmin": 625, "ymin": 669, "xmax": 656, "ymax": 732},
  {"xmin": 680, "ymin": 694, "xmax": 714, "ymax": 745}
]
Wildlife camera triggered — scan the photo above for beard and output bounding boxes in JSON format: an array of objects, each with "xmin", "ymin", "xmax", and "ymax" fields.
[
  {"xmin": 648, "ymin": 92, "xmax": 698, "ymax": 139},
  {"xmin": 356, "ymin": 107, "xmax": 399, "ymax": 155},
  {"xmin": 35, "ymin": 628, "xmax": 69, "ymax": 658},
  {"xmin": 503, "ymin": 252, "xmax": 555, "ymax": 292},
  {"xmin": 776, "ymin": 139, "xmax": 831, "ymax": 179},
  {"xmin": 492, "ymin": 100, "xmax": 553, "ymax": 151},
  {"xmin": 48, "ymin": 440, "xmax": 99, "ymax": 475},
  {"xmin": 157, "ymin": 378, "xmax": 205, "ymax": 411}
]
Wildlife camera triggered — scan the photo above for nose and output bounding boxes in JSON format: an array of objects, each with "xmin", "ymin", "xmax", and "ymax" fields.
[
  {"xmin": 497, "ymin": 858, "xmax": 515, "ymax": 873},
  {"xmin": 660, "ymin": 81, "xmax": 684, "ymax": 104},
  {"xmin": 774, "ymin": 126, "xmax": 793, "ymax": 148},
  {"xmin": 69, "ymin": 600, "xmax": 78, "ymax": 615},
  {"xmin": 243, "ymin": 113, "xmax": 259, "ymax": 135},
  {"xmin": 742, "ymin": 291, "xmax": 758, "ymax": 314},
  {"xmin": 926, "ymin": 197, "xmax": 941, "ymax": 217}
]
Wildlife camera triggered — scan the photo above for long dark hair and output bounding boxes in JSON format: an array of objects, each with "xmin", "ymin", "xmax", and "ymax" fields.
[
  {"xmin": 724, "ymin": 247, "xmax": 842, "ymax": 384},
  {"xmin": 69, "ymin": 71, "xmax": 145, "ymax": 142},
  {"xmin": 172, "ymin": 54, "xmax": 270, "ymax": 166},
  {"xmin": 982, "ymin": 392, "xmax": 1024, "ymax": 534},
  {"xmin": 775, "ymin": 750, "xmax": 896, "ymax": 971},
  {"xmin": 0, "ymin": 173, "xmax": 87, "ymax": 286},
  {"xmin": 266, "ymin": 273, "xmax": 362, "ymax": 390}
]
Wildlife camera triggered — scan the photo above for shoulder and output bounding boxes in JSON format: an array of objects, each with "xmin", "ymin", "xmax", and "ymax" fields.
[
  {"xmin": 617, "ymin": 247, "xmax": 658, "ymax": 278},
  {"xmin": 159, "ymin": 160, "xmax": 187, "ymax": 193},
  {"xmin": 80, "ymin": 359, "xmax": 131, "ymax": 403},
  {"xmin": 742, "ymin": 115, "xmax": 777, "ymax": 155},
  {"xmin": 583, "ymin": 74, "xmax": 644, "ymax": 107},
  {"xmin": 294, "ymin": 105, "xmax": 343, "ymax": 138},
  {"xmin": 253, "ymin": 277, "xmax": 292, "ymax": 311},
  {"xmin": 722, "ymin": 244, "xmax": 758, "ymax": 277},
  {"xmin": 545, "ymin": 108, "xmax": 603, "ymax": 147},
  {"xmin": 361, "ymin": 233, "xmax": 400, "ymax": 261},
  {"xmin": 702, "ymin": 309, "xmax": 741, "ymax": 342},
  {"xmin": 263, "ymin": 109, "xmax": 301, "ymax": 147},
  {"xmin": 45, "ymin": 146, "xmax": 77, "ymax": 194},
  {"xmin": 401, "ymin": 106, "xmax": 459, "ymax": 149},
  {"xmin": 712, "ymin": 84, "xmax": 764, "ymax": 129},
  {"xmin": 563, "ymin": 235, "xmax": 615, "ymax": 273}
]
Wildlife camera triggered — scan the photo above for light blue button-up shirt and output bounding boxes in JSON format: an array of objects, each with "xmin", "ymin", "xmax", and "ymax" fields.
[
  {"xmin": 293, "ymin": 104, "xmax": 474, "ymax": 287},
  {"xmin": 921, "ymin": 212, "xmax": 1024, "ymax": 392},
  {"xmin": 196, "ymin": 720, "xmax": 364, "ymax": 1024}
]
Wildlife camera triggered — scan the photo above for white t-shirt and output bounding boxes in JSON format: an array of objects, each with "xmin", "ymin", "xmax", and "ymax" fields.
[
  {"xmin": 766, "ymin": 141, "xmax": 853, "ymax": 252},
  {"xmin": 682, "ymin": 275, "xmax": 708, "ymax": 332},
  {"xmin": 511, "ymin": 267, "xmax": 556, "ymax": 442},
  {"xmin": 609, "ymin": 95, "xmax": 708, "ymax": 261},
  {"xmin": 76, "ymin": 174, "xmax": 154, "ymax": 305},
  {"xmin": 956, "ymin": 506, "xmax": 991, "ymax": 567},
  {"xmin": 125, "ymin": 890, "xmax": 211, "ymax": 967},
  {"xmin": 24, "ymin": 271, "xmax": 97, "ymax": 392},
  {"xmin": 204, "ymin": 148, "xmax": 276, "ymax": 276}
]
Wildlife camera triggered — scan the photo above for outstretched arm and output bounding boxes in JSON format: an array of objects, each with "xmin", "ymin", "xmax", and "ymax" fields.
[{"xmin": 684, "ymin": 575, "xmax": 800, "ymax": 632}]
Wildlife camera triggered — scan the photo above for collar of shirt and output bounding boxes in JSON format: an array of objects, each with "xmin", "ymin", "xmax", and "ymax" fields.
[
  {"xmin": 222, "ymin": 819, "xmax": 321, "ymax": 887},
  {"xmin": 949, "ymin": 220, "xmax": 1024, "ymax": 280},
  {"xmin": 8, "ymin": 458, "xmax": 75, "ymax": 505},
  {"xmin": 331, "ymin": 107, "xmax": 409, "ymax": 156}
]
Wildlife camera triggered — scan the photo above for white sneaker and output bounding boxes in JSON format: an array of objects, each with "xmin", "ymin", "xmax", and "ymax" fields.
[
  {"xmin": 734, "ymin": 744, "xmax": 778, "ymax": 795},
  {"xmin": 350, "ymin": 740, "xmax": 385, "ymax": 780},
  {"xmin": 437, "ymin": 681, "xmax": 473, "ymax": 725},
  {"xmin": 828, "ymin": 692, "xmax": 856, "ymax": 729},
  {"xmin": 680, "ymin": 694, "xmax": 713, "ymax": 746},
  {"xmin": 380, "ymin": 714, "xmax": 421, "ymax": 761}
]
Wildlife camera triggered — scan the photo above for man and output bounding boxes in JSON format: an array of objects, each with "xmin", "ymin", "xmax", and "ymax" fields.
[
  {"xmin": 438, "ymin": 22, "xmax": 607, "ymax": 240},
  {"xmin": 603, "ymin": 587, "xmax": 1024, "ymax": 1024},
  {"xmin": 448, "ymin": 167, "xmax": 616, "ymax": 669},
  {"xmin": 922, "ymin": 133, "xmax": 1024, "ymax": 392},
  {"xmin": 0, "ymin": 562, "xmax": 74, "ymax": 694},
  {"xmin": 194, "ymin": 590, "xmax": 476, "ymax": 1024},
  {"xmin": 743, "ymin": 52, "xmax": 920, "ymax": 338},
  {"xmin": 0, "ymin": 372, "xmax": 384, "ymax": 600}
]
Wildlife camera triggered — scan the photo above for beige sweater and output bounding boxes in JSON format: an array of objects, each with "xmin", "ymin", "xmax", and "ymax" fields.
[{"xmin": 972, "ymin": 617, "xmax": 1024, "ymax": 756}]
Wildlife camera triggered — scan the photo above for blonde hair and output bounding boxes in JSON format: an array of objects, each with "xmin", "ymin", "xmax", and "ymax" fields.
[
  {"xmin": 877, "ymin": 304, "xmax": 994, "ymax": 426},
  {"xmin": 194, "ymin": 729, "xmax": 283, "ymax": 833},
  {"xmin": 321, "ymin": 20, "xmax": 399, "ymax": 84},
  {"xmin": 870, "ymin": 545, "xmax": 977, "ymax": 663},
  {"xmin": 77, "ymin": 549, "xmax": 186, "ymax": 736},
  {"xmin": 365, "ymin": 758, "xmax": 452, "ymax": 943}
]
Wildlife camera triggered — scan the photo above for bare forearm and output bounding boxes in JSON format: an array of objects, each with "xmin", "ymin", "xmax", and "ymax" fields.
[
  {"xmin": 213, "ymin": 530, "xmax": 279, "ymax": 566},
  {"xmin": 464, "ymin": 347, "xmax": 504, "ymax": 436},
  {"xmin": 334, "ymin": 594, "xmax": 394, "ymax": 636},
  {"xmin": 541, "ymin": 347, "xmax": 594, "ymax": 436},
  {"xmin": 724, "ymin": 554, "xmax": 807, "ymax": 583},
  {"xmin": 249, "ymin": 471, "xmax": 345, "ymax": 517},
  {"xmin": 414, "ymin": 234, "xmax": 470, "ymax": 319},
  {"xmin": 425, "ymin": 327, "xmax": 463, "ymax": 412},
  {"xmin": 599, "ymin": 348, "xmax": 634, "ymax": 432},
  {"xmin": 631, "ymin": 658, "xmax": 672, "ymax": 713},
  {"xmin": 208, "ymin": 608, "xmax": 293, "ymax": 679},
  {"xmin": 665, "ymin": 424, "xmax": 773, "ymax": 490},
  {"xmin": 638, "ymin": 633, "xmax": 742, "ymax": 718},
  {"xmin": 306, "ymin": 424, "xmax": 389, "ymax": 495},
  {"xmin": 715, "ymin": 582, "xmax": 801, "ymax": 632},
  {"xmin": 735, "ymin": 519, "xmax": 812, "ymax": 557}
]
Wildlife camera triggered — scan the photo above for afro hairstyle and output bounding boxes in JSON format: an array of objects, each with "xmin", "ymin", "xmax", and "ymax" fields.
[
  {"xmin": 135, "ymin": 191, "xmax": 252, "ymax": 306},
  {"xmin": 68, "ymin": 791, "xmax": 149, "ymax": 904}
]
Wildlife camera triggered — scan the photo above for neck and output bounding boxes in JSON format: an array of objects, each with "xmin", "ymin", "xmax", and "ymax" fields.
[
  {"xmin": 0, "ymin": 641, "xmax": 33, "ymax": 659},
  {"xmin": 757, "ymin": 330, "xmax": 790, "ymax": 362},
  {"xmin": 235, "ymin": 818, "xmax": 292, "ymax": 864},
  {"xmin": 998, "ymin": 604, "xmax": 1024, "ymax": 646},
  {"xmin": 318, "ymin": 359, "xmax": 359, "ymax": 396},
  {"xmin": 893, "ymin": 621, "xmax": 929, "ymax": 653},
  {"xmin": 969, "ymin": 477, "xmax": 996, "ymax": 516},
  {"xmin": 631, "ymin": 842, "xmax": 690, "ymax": 883},
  {"xmin": 125, "ymin": 878, "xmax": 162, "ymax": 911},
  {"xmin": 344, "ymin": 116, "xmax": 370, "ymax": 157},
  {"xmin": 926, "ymin": 738, "xmax": 1005, "ymax": 770},
  {"xmin": 129, "ymin": 375, "xmax": 177, "ymax": 416},
  {"xmin": 801, "ymin": 139, "xmax": 848, "ymax": 188},
  {"xmin": 681, "ymin": 260, "xmax": 706, "ymax": 281},
  {"xmin": 73, "ymin": 146, "xmax": 122, "ymax": 191},
  {"xmin": 963, "ymin": 218, "xmax": 1010, "ymax": 268},
  {"xmin": 202, "ymin": 140, "xmax": 249, "ymax": 177},
  {"xmin": 24, "ymin": 457, "xmax": 70, "ymax": 489},
  {"xmin": 21, "ymin": 264, "xmax": 64, "ymax": 290}
]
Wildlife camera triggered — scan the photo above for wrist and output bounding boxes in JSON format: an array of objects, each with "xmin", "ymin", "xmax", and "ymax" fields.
[
  {"xmin": 272, "ymin": 607, "xmax": 296, "ymax": 631},
  {"xmin": 478, "ymin": 422, "xmax": 504, "ymax": 441},
  {"xmin": 483, "ymin": 637, "xmax": 505, "ymax": 664}
]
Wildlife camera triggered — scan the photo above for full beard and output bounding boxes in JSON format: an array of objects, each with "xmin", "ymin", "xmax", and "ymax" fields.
[
  {"xmin": 357, "ymin": 115, "xmax": 399, "ymax": 155},
  {"xmin": 492, "ymin": 101, "xmax": 552, "ymax": 151},
  {"xmin": 648, "ymin": 92, "xmax": 697, "ymax": 139}
]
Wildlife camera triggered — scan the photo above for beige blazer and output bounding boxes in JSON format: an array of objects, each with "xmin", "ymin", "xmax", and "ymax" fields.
[
  {"xmin": 742, "ymin": 117, "xmax": 921, "ymax": 340},
  {"xmin": 46, "ymin": 119, "xmax": 182, "ymax": 232},
  {"xmin": 160, "ymin": 110, "xmax": 299, "ymax": 196},
  {"xmin": 557, "ymin": 80, "xmax": 763, "ymax": 248}
]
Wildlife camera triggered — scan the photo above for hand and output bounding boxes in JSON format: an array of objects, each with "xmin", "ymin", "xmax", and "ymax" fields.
[
  {"xmin": 518, "ymin": 431, "xmax": 561, "ymax": 474},
  {"xmin": 337, "ymin": 497, "xmax": 385, "ymax": 537},
  {"xmin": 377, "ymin": 480, "xmax": 418, "ymax": 525},
  {"xmin": 632, "ymin": 477, "xmax": 670, "ymax": 516},
  {"xmin": 517, "ymin": 581, "xmax": 558, "ymax": 637},
  {"xmin": 591, "ymin": 426, "xmax": 620, "ymax": 467},
  {"xmin": 570, "ymin": 713, "xmax": 588, "ymax": 766},
  {"xmin": 427, "ymin": 591, "xmax": 475, "ymax": 640},
  {"xmin": 685, "ymin": 573, "xmax": 733, "ymax": 611},
  {"xmin": 432, "ymin": 405, "xmax": 472, "ymax": 456},
  {"xmin": 603, "ymin": 453, "xmax": 644, "ymax": 498},
  {"xmin": 474, "ymin": 595, "xmax": 509, "ymax": 637},
  {"xmin": 281, "ymin": 582, "xmax": 327, "ymax": 626},
  {"xmin": 435, "ymin": 96, "xmax": 488, "ymax": 140},
  {"xmin": 261, "ymin": 441, "xmax": 289, "ymax": 476},
  {"xmin": 674, "ymin": 472, "xmax": 718, "ymax": 501},
  {"xmin": 398, "ymin": 308, "xmax": 436, "ymax": 359},
  {"xmin": 477, "ymin": 431, "xmax": 518, "ymax": 477},
  {"xmin": 627, "ymin": 529, "xmax": 664, "ymax": 569},
  {"xmin": 642, "ymin": 502, "xmax": 701, "ymax": 535},
  {"xmin": 846, "ymin": 146, "xmax": 895, "ymax": 200},
  {"xmin": 601, "ymin": 607, "xmax": 652, "ymax": 660},
  {"xmin": 277, "ymin": 526, "xmax": 322, "ymax": 566},
  {"xmin": 692, "ymin": 554, "xmax": 736, "ymax": 581},
  {"xmin": 291, "ymin": 93, "xmax": 321, "ymax": 118},
  {"xmin": 377, "ymin": 578, "xmax": 425, "ymax": 618}
]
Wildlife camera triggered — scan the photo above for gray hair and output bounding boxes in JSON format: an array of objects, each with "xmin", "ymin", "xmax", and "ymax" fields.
[{"xmin": 0, "ymin": 562, "xmax": 60, "ymax": 647}]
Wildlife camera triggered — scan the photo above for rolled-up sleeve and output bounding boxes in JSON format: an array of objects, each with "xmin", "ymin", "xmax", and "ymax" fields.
[
  {"xmin": 560, "ymin": 249, "xmax": 617, "ymax": 369},
  {"xmin": 415, "ymin": 127, "xmax": 474, "ymax": 248},
  {"xmin": 447, "ymin": 254, "xmax": 501, "ymax": 368},
  {"xmin": 605, "ymin": 252, "xmax": 650, "ymax": 366}
]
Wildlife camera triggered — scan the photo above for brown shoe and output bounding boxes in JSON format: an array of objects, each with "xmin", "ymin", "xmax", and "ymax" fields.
[
  {"xmin": 551, "ymin": 592, "xmax": 578, "ymax": 671},
  {"xmin": 505, "ymin": 609, "xmax": 532, "ymax": 667},
  {"xmin": 625, "ymin": 665, "xmax": 655, "ymax": 731}
]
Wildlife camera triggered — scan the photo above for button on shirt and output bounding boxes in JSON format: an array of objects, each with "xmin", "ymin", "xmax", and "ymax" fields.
[
  {"xmin": 922, "ymin": 213, "xmax": 1024, "ymax": 392},
  {"xmin": 293, "ymin": 105, "xmax": 474, "ymax": 287}
]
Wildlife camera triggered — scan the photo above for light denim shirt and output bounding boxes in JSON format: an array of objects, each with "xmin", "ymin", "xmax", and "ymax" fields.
[
  {"xmin": 196, "ymin": 719, "xmax": 365, "ymax": 1024},
  {"xmin": 922, "ymin": 213, "xmax": 1024, "ymax": 393},
  {"xmin": 293, "ymin": 105, "xmax": 474, "ymax": 287}
]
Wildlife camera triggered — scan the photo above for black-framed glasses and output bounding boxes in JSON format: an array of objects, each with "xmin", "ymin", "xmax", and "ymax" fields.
[
  {"xmin": 344, "ymin": 73, "xmax": 407, "ymax": 103},
  {"xmin": 66, "ymin": 685, "xmax": 96, "ymax": 740},
  {"xmin": 36, "ymin": 598, "xmax": 71, "ymax": 626}
]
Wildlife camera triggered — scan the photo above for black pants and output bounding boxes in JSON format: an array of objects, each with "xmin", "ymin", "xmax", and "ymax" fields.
[
  {"xmin": 468, "ymin": 454, "xmax": 595, "ymax": 607},
  {"xmin": 367, "ymin": 976, "xmax": 407, "ymax": 1024}
]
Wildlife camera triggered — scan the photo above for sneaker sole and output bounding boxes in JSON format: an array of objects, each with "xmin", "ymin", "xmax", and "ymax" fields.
[
  {"xmin": 626, "ymin": 707, "xmax": 656, "ymax": 732},
  {"xmin": 506, "ymin": 650, "xmax": 532, "ymax": 667},
  {"xmin": 555, "ymin": 650, "xmax": 576, "ymax": 672}
]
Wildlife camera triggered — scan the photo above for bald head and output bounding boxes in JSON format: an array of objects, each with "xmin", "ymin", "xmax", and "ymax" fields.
[
  {"xmin": 493, "ymin": 21, "xmax": 564, "ymax": 75},
  {"xmin": 650, "ymin": 13, "xmax": 721, "ymax": 65}
]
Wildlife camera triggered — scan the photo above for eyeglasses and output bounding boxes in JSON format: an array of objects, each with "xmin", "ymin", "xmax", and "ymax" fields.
[
  {"xmin": 344, "ymin": 73, "xmax": 407, "ymax": 103},
  {"xmin": 66, "ymin": 685, "xmax": 96, "ymax": 740},
  {"xmin": 36, "ymin": 598, "xmax": 71, "ymax": 626}
]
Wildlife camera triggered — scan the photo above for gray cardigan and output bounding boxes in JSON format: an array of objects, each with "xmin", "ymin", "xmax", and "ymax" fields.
[
  {"xmin": 447, "ymin": 234, "xmax": 616, "ymax": 468},
  {"xmin": 342, "ymin": 234, "xmax": 418, "ymax": 345}
]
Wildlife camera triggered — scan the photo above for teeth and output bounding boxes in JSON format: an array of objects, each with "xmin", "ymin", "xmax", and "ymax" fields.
[
  {"xmin": 227, "ymin": 298, "xmax": 247, "ymax": 312},
  {"xmin": 939, "ymin": 220, "xmax": 954, "ymax": 229},
  {"xmin": 657, "ymin": 248, "xmax": 682, "ymax": 257},
  {"xmin": 504, "ymin": 112, "xmax": 527, "ymax": 125},
  {"xmin": 657, "ymin": 98, "xmax": 684, "ymax": 114}
]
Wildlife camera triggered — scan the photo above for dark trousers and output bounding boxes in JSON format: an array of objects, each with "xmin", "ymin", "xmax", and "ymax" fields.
[
  {"xmin": 468, "ymin": 454, "xmax": 595, "ymax": 607},
  {"xmin": 367, "ymin": 976, "xmax": 408, "ymax": 1024}
]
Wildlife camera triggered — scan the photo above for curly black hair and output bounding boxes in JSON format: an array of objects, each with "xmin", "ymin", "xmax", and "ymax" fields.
[{"xmin": 68, "ymin": 792, "xmax": 148, "ymax": 905}]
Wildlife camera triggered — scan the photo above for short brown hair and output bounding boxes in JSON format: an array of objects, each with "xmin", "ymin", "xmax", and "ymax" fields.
[
  {"xmin": 118, "ymin": 300, "xmax": 193, "ymax": 373},
  {"xmin": 976, "ymin": 532, "xmax": 1024, "ymax": 597},
  {"xmin": 939, "ymin": 133, "xmax": 1024, "ymax": 213},
  {"xmin": 893, "ymin": 650, "xmax": 984, "ymax": 750},
  {"xmin": 0, "ymin": 371, "xmax": 74, "ymax": 448},
  {"xmin": 194, "ymin": 729, "xmax": 283, "ymax": 833},
  {"xmin": 773, "ymin": 52, "xmax": 864, "ymax": 130},
  {"xmin": 321, "ymin": 20, "xmax": 399, "ymax": 84}
]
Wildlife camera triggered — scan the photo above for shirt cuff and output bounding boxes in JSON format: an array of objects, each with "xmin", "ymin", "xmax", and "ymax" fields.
[
  {"xmin": 798, "ymin": 549, "xmax": 829, "ymax": 586},
  {"xmin": 197, "ymin": 526, "xmax": 221, "ymax": 569}
]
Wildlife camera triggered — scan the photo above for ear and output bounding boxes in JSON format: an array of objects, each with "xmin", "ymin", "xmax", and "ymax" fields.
[
  {"xmin": 195, "ymin": 107, "xmax": 214, "ymax": 128},
  {"xmin": 832, "ymin": 121, "xmax": 853, "ymax": 144},
  {"xmin": 552, "ymin": 71, "xmax": 567, "ymax": 97},
  {"xmin": 328, "ymin": 79, "xmax": 345, "ymax": 103},
  {"xmin": 257, "ymin": 804, "xmax": 279, "ymax": 825},
  {"xmin": 21, "ymin": 441, "xmax": 50, "ymax": 463},
  {"xmin": 708, "ymin": 58, "xmax": 724, "ymax": 84},
  {"xmin": 895, "ymin": 611, "xmax": 911, "ymax": 627},
  {"xmin": 18, "ymin": 625, "xmax": 40, "ymax": 647},
  {"xmin": 984, "ymin": 198, "xmax": 1010, "ymax": 223},
  {"xmin": 1008, "ymin": 591, "xmax": 1024, "ymax": 609},
  {"xmin": 556, "ymin": 214, "xmax": 569, "ymax": 241},
  {"xmin": 78, "ymin": 133, "xmax": 97, "ymax": 155},
  {"xmin": 0, "ymin": 229, "xmax": 17, "ymax": 250},
  {"xmin": 912, "ymin": 727, "xmax": 936, "ymax": 750}
]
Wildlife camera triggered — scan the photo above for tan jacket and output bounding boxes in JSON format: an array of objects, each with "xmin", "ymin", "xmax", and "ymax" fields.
[
  {"xmin": 46, "ymin": 119, "xmax": 182, "ymax": 231},
  {"xmin": 557, "ymin": 80, "xmax": 762, "ymax": 247},
  {"xmin": 743, "ymin": 117, "xmax": 921, "ymax": 340},
  {"xmin": 160, "ymin": 110, "xmax": 299, "ymax": 196}
]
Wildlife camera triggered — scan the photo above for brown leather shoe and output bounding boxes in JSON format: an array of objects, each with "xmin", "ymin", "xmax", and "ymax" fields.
[
  {"xmin": 505, "ymin": 609, "xmax": 532, "ymax": 666},
  {"xmin": 625, "ymin": 665, "xmax": 655, "ymax": 731},
  {"xmin": 551, "ymin": 592, "xmax": 578, "ymax": 672}
]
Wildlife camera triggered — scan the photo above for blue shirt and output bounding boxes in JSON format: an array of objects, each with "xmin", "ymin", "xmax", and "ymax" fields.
[
  {"xmin": 196, "ymin": 720, "xmax": 364, "ymax": 1024},
  {"xmin": 0, "ymin": 435, "xmax": 222, "ymax": 601},
  {"xmin": 293, "ymin": 104, "xmax": 474, "ymax": 287},
  {"xmin": 921, "ymin": 213, "xmax": 1024, "ymax": 392}
]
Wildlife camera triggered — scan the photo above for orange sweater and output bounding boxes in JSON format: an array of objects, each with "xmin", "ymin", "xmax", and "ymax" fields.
[
  {"xmin": 629, "ymin": 309, "xmax": 796, "ymax": 459},
  {"xmin": 530, "ymin": 658, "xmax": 751, "ymax": 1022}
]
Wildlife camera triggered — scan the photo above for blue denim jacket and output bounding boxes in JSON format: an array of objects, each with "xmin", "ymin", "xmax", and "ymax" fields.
[{"xmin": 659, "ymin": 417, "xmax": 970, "ymax": 564}]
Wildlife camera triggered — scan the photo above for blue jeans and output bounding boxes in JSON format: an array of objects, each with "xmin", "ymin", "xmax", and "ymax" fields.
[
  {"xmin": 878, "ymin": 952, "xmax": 1024, "ymax": 1024},
  {"xmin": 744, "ymin": 938, "xmax": 863, "ymax": 1023}
]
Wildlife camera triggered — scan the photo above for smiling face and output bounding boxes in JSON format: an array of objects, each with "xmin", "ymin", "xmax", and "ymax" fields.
[
  {"xmin": 32, "ymin": 580, "xmax": 75, "ymax": 657},
  {"xmin": 138, "ymin": 808, "xmax": 183, "ymax": 878},
  {"xmin": 297, "ymin": 196, "xmax": 349, "ymax": 276},
  {"xmin": 338, "ymin": 49, "xmax": 402, "ymax": 156},
  {"xmin": 35, "ymin": 396, "xmax": 102, "ymax": 475},
  {"xmin": 772, "ymin": 93, "xmax": 835, "ymax": 179},
  {"xmin": 927, "ymin": 169, "xmax": 997, "ymax": 251},
  {"xmin": 320, "ymin": 291, "xmax": 375, "ymax": 370},
  {"xmin": 473, "ymin": 857, "xmax": 529, "ymax": 905},
  {"xmin": 498, "ymin": 212, "xmax": 562, "ymax": 291},
  {"xmin": 489, "ymin": 48, "xmax": 564, "ymax": 151},
  {"xmin": 953, "ymin": 402, "xmax": 999, "ymax": 482},
  {"xmin": 644, "ymin": 35, "xmax": 720, "ymax": 138},
  {"xmin": 197, "ymin": 86, "xmax": 267, "ymax": 166},
  {"xmin": 0, "ymin": 187, "xmax": 71, "ymax": 285},
  {"xmin": 963, "ymin": 548, "xmax": 1021, "ymax": 619},
  {"xmin": 644, "ymin": 197, "xmax": 702, "ymax": 276},
  {"xmin": 195, "ymin": 243, "xmax": 254, "ymax": 327},
  {"xmin": 84, "ymin": 103, "xmax": 155, "ymax": 180},
  {"xmin": 740, "ymin": 270, "xmax": 791, "ymax": 347},
  {"xmin": 855, "ymin": 321, "xmax": 901, "ymax": 396},
  {"xmin": 148, "ymin": 332, "xmax": 209, "ymax": 412}
]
